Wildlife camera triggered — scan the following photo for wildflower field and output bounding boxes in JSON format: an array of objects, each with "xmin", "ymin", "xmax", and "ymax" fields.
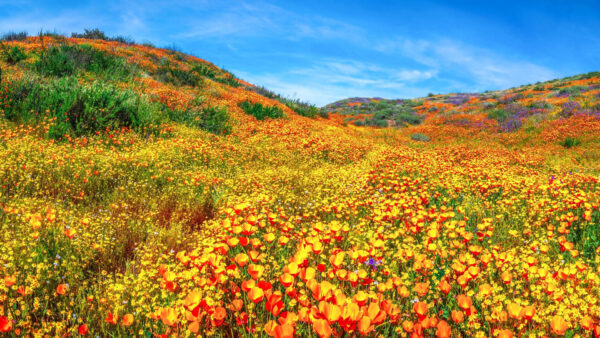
[{"xmin": 1, "ymin": 34, "xmax": 600, "ymax": 337}]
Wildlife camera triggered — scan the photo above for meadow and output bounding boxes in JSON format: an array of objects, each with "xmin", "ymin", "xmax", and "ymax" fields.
[{"xmin": 0, "ymin": 32, "xmax": 599, "ymax": 337}]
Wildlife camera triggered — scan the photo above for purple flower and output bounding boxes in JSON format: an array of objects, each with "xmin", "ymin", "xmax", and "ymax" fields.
[{"xmin": 560, "ymin": 101, "xmax": 581, "ymax": 118}]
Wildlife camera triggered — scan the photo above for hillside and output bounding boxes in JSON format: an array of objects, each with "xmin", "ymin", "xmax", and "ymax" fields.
[
  {"xmin": 1, "ymin": 32, "xmax": 600, "ymax": 337},
  {"xmin": 323, "ymin": 72, "xmax": 600, "ymax": 137}
]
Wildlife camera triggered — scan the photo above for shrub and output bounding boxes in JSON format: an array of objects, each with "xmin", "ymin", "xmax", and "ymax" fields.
[
  {"xmin": 411, "ymin": 133, "xmax": 430, "ymax": 142},
  {"xmin": 1, "ymin": 45, "xmax": 27, "ymax": 64},
  {"xmin": 71, "ymin": 29, "xmax": 135, "ymax": 45},
  {"xmin": 1, "ymin": 31, "xmax": 28, "ymax": 41},
  {"xmin": 555, "ymin": 86, "xmax": 588, "ymax": 97},
  {"xmin": 247, "ymin": 85, "xmax": 323, "ymax": 118},
  {"xmin": 353, "ymin": 120, "xmax": 364, "ymax": 126},
  {"xmin": 200, "ymin": 106, "xmax": 232, "ymax": 135},
  {"xmin": 71, "ymin": 28, "xmax": 108, "ymax": 40},
  {"xmin": 192, "ymin": 63, "xmax": 217, "ymax": 79},
  {"xmin": 560, "ymin": 137, "xmax": 581, "ymax": 148},
  {"xmin": 487, "ymin": 109, "xmax": 511, "ymax": 123},
  {"xmin": 167, "ymin": 101, "xmax": 232, "ymax": 135},
  {"xmin": 238, "ymin": 100, "xmax": 284, "ymax": 120},
  {"xmin": 394, "ymin": 110, "xmax": 423, "ymax": 126},
  {"xmin": 215, "ymin": 70, "xmax": 241, "ymax": 88},
  {"xmin": 34, "ymin": 44, "xmax": 137, "ymax": 79},
  {"xmin": 154, "ymin": 61, "xmax": 201, "ymax": 87},
  {"xmin": 0, "ymin": 76, "xmax": 162, "ymax": 138}
]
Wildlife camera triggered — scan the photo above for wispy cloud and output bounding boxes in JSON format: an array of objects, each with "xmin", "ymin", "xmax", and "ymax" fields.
[
  {"xmin": 177, "ymin": 1, "xmax": 365, "ymax": 44},
  {"xmin": 375, "ymin": 37, "xmax": 558, "ymax": 91},
  {"xmin": 234, "ymin": 58, "xmax": 437, "ymax": 106}
]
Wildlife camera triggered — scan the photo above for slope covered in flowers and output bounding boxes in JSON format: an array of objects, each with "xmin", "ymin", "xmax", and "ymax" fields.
[
  {"xmin": 324, "ymin": 74, "xmax": 600, "ymax": 136},
  {"xmin": 1, "ymin": 35, "xmax": 600, "ymax": 337}
]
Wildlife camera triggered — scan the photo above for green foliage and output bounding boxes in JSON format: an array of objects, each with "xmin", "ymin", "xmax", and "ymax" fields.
[
  {"xmin": 155, "ymin": 60, "xmax": 202, "ymax": 87},
  {"xmin": 201, "ymin": 106, "xmax": 232, "ymax": 135},
  {"xmin": 394, "ymin": 110, "xmax": 423, "ymax": 126},
  {"xmin": 71, "ymin": 28, "xmax": 135, "ymax": 45},
  {"xmin": 71, "ymin": 28, "xmax": 109, "ymax": 40},
  {"xmin": 192, "ymin": 63, "xmax": 217, "ymax": 79},
  {"xmin": 2, "ymin": 45, "xmax": 28, "ymax": 64},
  {"xmin": 487, "ymin": 108, "xmax": 511, "ymax": 123},
  {"xmin": 411, "ymin": 133, "xmax": 431, "ymax": 142},
  {"xmin": 167, "ymin": 99, "xmax": 232, "ymax": 135},
  {"xmin": 34, "ymin": 44, "xmax": 137, "ymax": 79},
  {"xmin": 238, "ymin": 100, "xmax": 285, "ymax": 120},
  {"xmin": 215, "ymin": 69, "xmax": 241, "ymax": 88},
  {"xmin": 560, "ymin": 137, "xmax": 581, "ymax": 148},
  {"xmin": 556, "ymin": 86, "xmax": 589, "ymax": 97},
  {"xmin": 406, "ymin": 100, "xmax": 424, "ymax": 107},
  {"xmin": 364, "ymin": 103, "xmax": 423, "ymax": 127},
  {"xmin": 0, "ymin": 76, "xmax": 162, "ymax": 139},
  {"xmin": 247, "ymin": 85, "xmax": 324, "ymax": 118}
]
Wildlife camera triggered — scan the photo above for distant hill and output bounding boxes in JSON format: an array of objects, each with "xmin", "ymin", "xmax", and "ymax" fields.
[{"xmin": 322, "ymin": 72, "xmax": 600, "ymax": 132}]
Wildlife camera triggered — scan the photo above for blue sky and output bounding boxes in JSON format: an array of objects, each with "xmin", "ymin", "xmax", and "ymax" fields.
[{"xmin": 1, "ymin": 1, "xmax": 599, "ymax": 106}]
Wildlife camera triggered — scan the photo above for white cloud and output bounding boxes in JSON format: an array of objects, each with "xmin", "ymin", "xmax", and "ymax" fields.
[
  {"xmin": 375, "ymin": 37, "xmax": 558, "ymax": 90},
  {"xmin": 234, "ymin": 58, "xmax": 436, "ymax": 106},
  {"xmin": 395, "ymin": 69, "xmax": 438, "ymax": 81}
]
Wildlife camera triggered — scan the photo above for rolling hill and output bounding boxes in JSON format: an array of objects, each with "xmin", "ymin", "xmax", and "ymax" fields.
[{"xmin": 1, "ymin": 31, "xmax": 599, "ymax": 337}]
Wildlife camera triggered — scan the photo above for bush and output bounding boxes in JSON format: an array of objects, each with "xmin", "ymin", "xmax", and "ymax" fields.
[
  {"xmin": 167, "ymin": 101, "xmax": 232, "ymax": 135},
  {"xmin": 71, "ymin": 28, "xmax": 108, "ymax": 40},
  {"xmin": 1, "ymin": 31, "xmax": 28, "ymax": 41},
  {"xmin": 247, "ymin": 85, "xmax": 323, "ymax": 118},
  {"xmin": 71, "ymin": 29, "xmax": 135, "ymax": 45},
  {"xmin": 192, "ymin": 63, "xmax": 217, "ymax": 79},
  {"xmin": 34, "ymin": 44, "xmax": 137, "ymax": 79},
  {"xmin": 154, "ymin": 61, "xmax": 201, "ymax": 87},
  {"xmin": 395, "ymin": 111, "xmax": 423, "ymax": 126},
  {"xmin": 556, "ymin": 86, "xmax": 588, "ymax": 97},
  {"xmin": 560, "ymin": 137, "xmax": 581, "ymax": 148},
  {"xmin": 487, "ymin": 109, "xmax": 511, "ymax": 123},
  {"xmin": 0, "ymin": 76, "xmax": 162, "ymax": 138},
  {"xmin": 1, "ymin": 45, "xmax": 27, "ymax": 64},
  {"xmin": 411, "ymin": 133, "xmax": 430, "ymax": 142},
  {"xmin": 238, "ymin": 100, "xmax": 284, "ymax": 120}
]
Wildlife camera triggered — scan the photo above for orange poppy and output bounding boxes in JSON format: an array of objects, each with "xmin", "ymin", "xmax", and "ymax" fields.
[
  {"xmin": 78, "ymin": 324, "xmax": 88, "ymax": 335},
  {"xmin": 451, "ymin": 310, "xmax": 464, "ymax": 324},
  {"xmin": 4, "ymin": 275, "xmax": 16, "ymax": 287},
  {"xmin": 248, "ymin": 286, "xmax": 265, "ymax": 303},
  {"xmin": 105, "ymin": 311, "xmax": 118, "ymax": 325},
  {"xmin": 0, "ymin": 316, "xmax": 12, "ymax": 333},
  {"xmin": 121, "ymin": 313, "xmax": 134, "ymax": 326},
  {"xmin": 56, "ymin": 283, "xmax": 68, "ymax": 295},
  {"xmin": 413, "ymin": 302, "xmax": 428, "ymax": 320},
  {"xmin": 313, "ymin": 318, "xmax": 332, "ymax": 338},
  {"xmin": 160, "ymin": 307, "xmax": 178, "ymax": 327},
  {"xmin": 550, "ymin": 315, "xmax": 569, "ymax": 336},
  {"xmin": 436, "ymin": 320, "xmax": 451, "ymax": 338}
]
